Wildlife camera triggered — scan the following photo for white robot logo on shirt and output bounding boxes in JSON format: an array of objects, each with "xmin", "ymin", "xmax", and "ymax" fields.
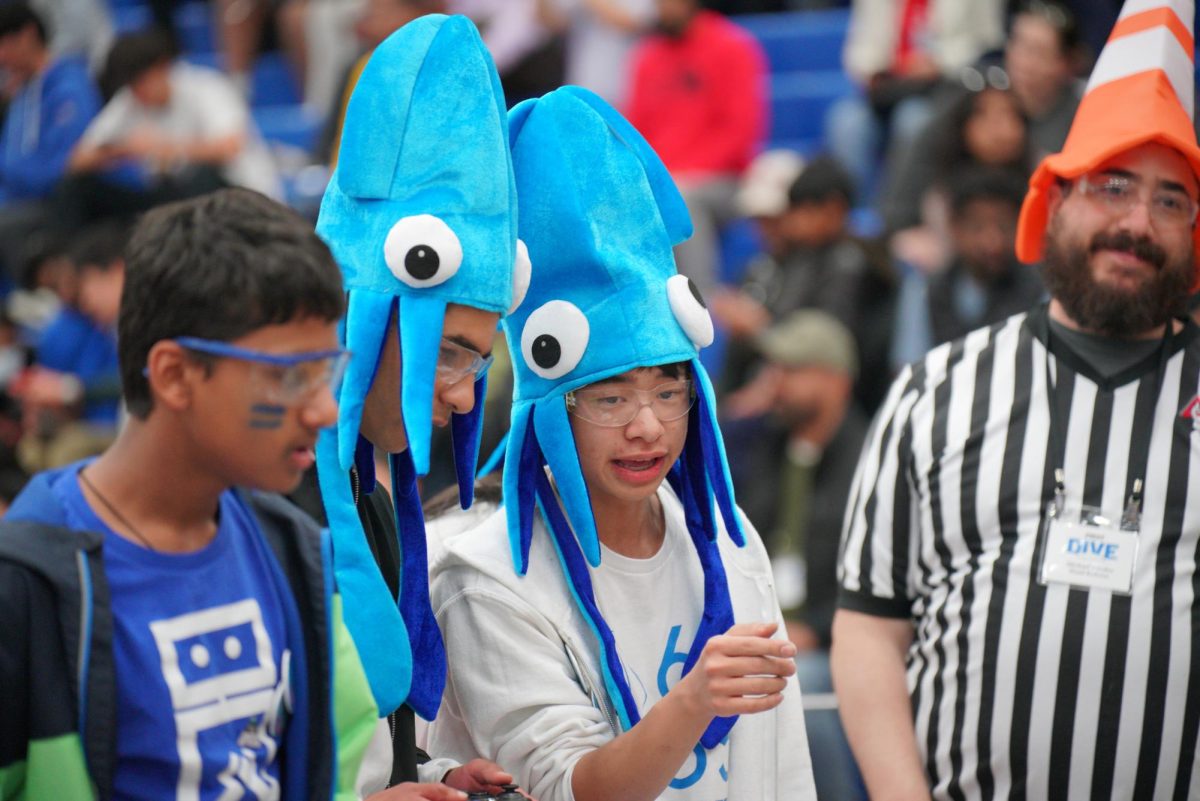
[{"xmin": 149, "ymin": 598, "xmax": 289, "ymax": 801}]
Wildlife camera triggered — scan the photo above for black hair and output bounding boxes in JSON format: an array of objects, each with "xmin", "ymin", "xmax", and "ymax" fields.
[
  {"xmin": 19, "ymin": 233, "xmax": 70, "ymax": 289},
  {"xmin": 422, "ymin": 472, "xmax": 504, "ymax": 520},
  {"xmin": 120, "ymin": 188, "xmax": 345, "ymax": 419},
  {"xmin": 1013, "ymin": 0, "xmax": 1081, "ymax": 57},
  {"xmin": 100, "ymin": 29, "xmax": 177, "ymax": 99},
  {"xmin": 650, "ymin": 361, "xmax": 689, "ymax": 380},
  {"xmin": 947, "ymin": 166, "xmax": 1028, "ymax": 218},
  {"xmin": 930, "ymin": 83, "xmax": 1033, "ymax": 186},
  {"xmin": 788, "ymin": 155, "xmax": 856, "ymax": 207},
  {"xmin": 0, "ymin": 3, "xmax": 45, "ymax": 44},
  {"xmin": 68, "ymin": 219, "xmax": 132, "ymax": 273}
]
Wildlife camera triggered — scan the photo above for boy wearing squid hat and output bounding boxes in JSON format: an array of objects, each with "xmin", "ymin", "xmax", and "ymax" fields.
[
  {"xmin": 426, "ymin": 86, "xmax": 817, "ymax": 801},
  {"xmin": 303, "ymin": 13, "xmax": 530, "ymax": 795}
]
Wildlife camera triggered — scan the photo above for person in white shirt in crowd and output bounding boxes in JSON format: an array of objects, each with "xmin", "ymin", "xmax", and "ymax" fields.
[{"xmin": 65, "ymin": 29, "xmax": 280, "ymax": 226}]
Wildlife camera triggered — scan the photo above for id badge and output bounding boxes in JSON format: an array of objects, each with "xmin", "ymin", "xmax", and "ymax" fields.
[{"xmin": 1037, "ymin": 502, "xmax": 1139, "ymax": 595}]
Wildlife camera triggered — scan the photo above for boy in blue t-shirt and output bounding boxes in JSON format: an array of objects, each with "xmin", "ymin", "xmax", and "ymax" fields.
[{"xmin": 0, "ymin": 189, "xmax": 389, "ymax": 801}]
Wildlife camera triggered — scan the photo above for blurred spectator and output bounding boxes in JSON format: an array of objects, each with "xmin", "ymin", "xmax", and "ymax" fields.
[
  {"xmin": 64, "ymin": 30, "xmax": 281, "ymax": 226},
  {"xmin": 536, "ymin": 0, "xmax": 653, "ymax": 106},
  {"xmin": 13, "ymin": 220, "xmax": 125, "ymax": 471},
  {"xmin": 213, "ymin": 0, "xmax": 308, "ymax": 99},
  {"xmin": 452, "ymin": 0, "xmax": 563, "ymax": 105},
  {"xmin": 0, "ymin": 311, "xmax": 25, "ymax": 391},
  {"xmin": 885, "ymin": 74, "xmax": 1033, "ymax": 267},
  {"xmin": 1004, "ymin": 0, "xmax": 1083, "ymax": 160},
  {"xmin": 0, "ymin": 3, "xmax": 101, "ymax": 288},
  {"xmin": 891, "ymin": 167, "xmax": 1043, "ymax": 368},
  {"xmin": 277, "ymin": 0, "xmax": 375, "ymax": 117},
  {"xmin": 18, "ymin": 237, "xmax": 77, "ymax": 310},
  {"xmin": 825, "ymin": 0, "xmax": 1005, "ymax": 198},
  {"xmin": 732, "ymin": 148, "xmax": 806, "ymax": 260},
  {"xmin": 1044, "ymin": 0, "xmax": 1118, "ymax": 57},
  {"xmin": 29, "ymin": 0, "xmax": 113, "ymax": 70},
  {"xmin": 319, "ymin": 0, "xmax": 446, "ymax": 165},
  {"xmin": 625, "ymin": 0, "xmax": 767, "ymax": 293},
  {"xmin": 721, "ymin": 309, "xmax": 868, "ymax": 800},
  {"xmin": 711, "ymin": 157, "xmax": 883, "ymax": 395}
]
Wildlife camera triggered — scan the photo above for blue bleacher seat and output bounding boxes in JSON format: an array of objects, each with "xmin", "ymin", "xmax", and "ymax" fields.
[
  {"xmin": 768, "ymin": 70, "xmax": 854, "ymax": 146},
  {"xmin": 175, "ymin": 3, "xmax": 215, "ymax": 56},
  {"xmin": 735, "ymin": 9, "xmax": 850, "ymax": 74},
  {"xmin": 111, "ymin": 4, "xmax": 151, "ymax": 34},
  {"xmin": 253, "ymin": 105, "xmax": 321, "ymax": 152},
  {"xmin": 111, "ymin": 0, "xmax": 210, "ymax": 51}
]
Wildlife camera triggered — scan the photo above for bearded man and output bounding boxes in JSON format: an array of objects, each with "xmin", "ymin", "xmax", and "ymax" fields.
[{"xmin": 830, "ymin": 2, "xmax": 1200, "ymax": 799}]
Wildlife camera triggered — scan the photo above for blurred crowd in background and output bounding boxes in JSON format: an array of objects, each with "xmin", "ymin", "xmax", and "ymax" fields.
[{"xmin": 0, "ymin": 0, "xmax": 1133, "ymax": 703}]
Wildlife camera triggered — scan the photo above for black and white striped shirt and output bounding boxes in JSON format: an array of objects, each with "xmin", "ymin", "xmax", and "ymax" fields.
[{"xmin": 839, "ymin": 305, "xmax": 1200, "ymax": 801}]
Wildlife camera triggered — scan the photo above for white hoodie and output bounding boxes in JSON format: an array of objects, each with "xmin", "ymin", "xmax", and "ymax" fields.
[{"xmin": 426, "ymin": 483, "xmax": 817, "ymax": 801}]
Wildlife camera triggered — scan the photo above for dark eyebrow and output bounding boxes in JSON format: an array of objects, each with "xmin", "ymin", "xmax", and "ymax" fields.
[{"xmin": 444, "ymin": 334, "xmax": 492, "ymax": 360}]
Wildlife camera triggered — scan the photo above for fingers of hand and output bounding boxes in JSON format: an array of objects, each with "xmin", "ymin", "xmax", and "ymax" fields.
[
  {"xmin": 466, "ymin": 759, "xmax": 513, "ymax": 785},
  {"xmin": 704, "ymin": 653, "xmax": 796, "ymax": 682},
  {"xmin": 724, "ymin": 621, "xmax": 779, "ymax": 639},
  {"xmin": 713, "ymin": 690, "xmax": 786, "ymax": 716},
  {"xmin": 380, "ymin": 783, "xmax": 467, "ymax": 801}
]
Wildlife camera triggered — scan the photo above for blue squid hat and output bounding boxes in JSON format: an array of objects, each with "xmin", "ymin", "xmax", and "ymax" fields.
[
  {"xmin": 314, "ymin": 14, "xmax": 524, "ymax": 718},
  {"xmin": 503, "ymin": 87, "xmax": 746, "ymax": 749}
]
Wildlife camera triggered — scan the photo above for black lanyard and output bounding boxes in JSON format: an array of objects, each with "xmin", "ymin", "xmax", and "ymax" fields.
[{"xmin": 1041, "ymin": 316, "xmax": 1175, "ymax": 520}]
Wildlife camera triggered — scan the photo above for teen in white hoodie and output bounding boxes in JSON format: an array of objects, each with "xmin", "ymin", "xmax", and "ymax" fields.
[{"xmin": 425, "ymin": 86, "xmax": 817, "ymax": 801}]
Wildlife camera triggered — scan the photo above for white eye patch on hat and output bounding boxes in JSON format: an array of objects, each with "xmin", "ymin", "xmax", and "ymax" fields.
[
  {"xmin": 667, "ymin": 274, "xmax": 713, "ymax": 348},
  {"xmin": 384, "ymin": 215, "xmax": 464, "ymax": 288}
]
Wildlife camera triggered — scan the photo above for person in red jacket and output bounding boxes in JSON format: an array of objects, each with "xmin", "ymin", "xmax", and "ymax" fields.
[{"xmin": 625, "ymin": 0, "xmax": 767, "ymax": 294}]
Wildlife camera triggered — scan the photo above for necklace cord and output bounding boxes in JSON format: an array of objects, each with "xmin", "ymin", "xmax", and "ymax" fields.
[{"xmin": 78, "ymin": 467, "xmax": 157, "ymax": 551}]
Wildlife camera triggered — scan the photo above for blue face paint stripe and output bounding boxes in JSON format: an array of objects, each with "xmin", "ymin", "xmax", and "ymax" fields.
[{"xmin": 251, "ymin": 404, "xmax": 287, "ymax": 416}]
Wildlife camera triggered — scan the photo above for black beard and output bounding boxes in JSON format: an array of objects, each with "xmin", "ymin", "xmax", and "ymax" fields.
[{"xmin": 1041, "ymin": 217, "xmax": 1192, "ymax": 337}]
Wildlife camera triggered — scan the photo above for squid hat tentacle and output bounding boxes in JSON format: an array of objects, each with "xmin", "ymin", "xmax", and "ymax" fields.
[
  {"xmin": 313, "ymin": 14, "xmax": 521, "ymax": 717},
  {"xmin": 501, "ymin": 86, "xmax": 745, "ymax": 747}
]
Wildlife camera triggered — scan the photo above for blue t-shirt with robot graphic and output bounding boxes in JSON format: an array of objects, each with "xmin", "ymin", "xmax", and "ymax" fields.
[{"xmin": 59, "ymin": 469, "xmax": 295, "ymax": 801}]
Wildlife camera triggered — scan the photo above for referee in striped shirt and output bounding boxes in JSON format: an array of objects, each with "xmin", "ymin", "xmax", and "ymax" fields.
[{"xmin": 833, "ymin": 2, "xmax": 1200, "ymax": 799}]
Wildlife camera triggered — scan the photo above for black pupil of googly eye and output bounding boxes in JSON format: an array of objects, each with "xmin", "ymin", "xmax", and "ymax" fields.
[
  {"xmin": 405, "ymin": 245, "xmax": 440, "ymax": 280},
  {"xmin": 532, "ymin": 334, "xmax": 561, "ymax": 369},
  {"xmin": 687, "ymin": 278, "xmax": 706, "ymax": 309}
]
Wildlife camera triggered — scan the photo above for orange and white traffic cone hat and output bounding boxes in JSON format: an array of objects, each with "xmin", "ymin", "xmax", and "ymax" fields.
[{"xmin": 1016, "ymin": 0, "xmax": 1200, "ymax": 270}]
